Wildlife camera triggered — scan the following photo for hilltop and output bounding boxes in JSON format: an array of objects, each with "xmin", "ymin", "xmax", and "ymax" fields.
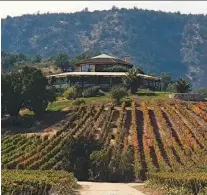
[{"xmin": 2, "ymin": 8, "xmax": 207, "ymax": 87}]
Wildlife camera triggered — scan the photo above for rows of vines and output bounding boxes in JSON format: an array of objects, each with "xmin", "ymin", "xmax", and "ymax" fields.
[{"xmin": 2, "ymin": 101, "xmax": 207, "ymax": 182}]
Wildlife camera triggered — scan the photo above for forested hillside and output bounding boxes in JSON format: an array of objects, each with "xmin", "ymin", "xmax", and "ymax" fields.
[{"xmin": 1, "ymin": 8, "xmax": 207, "ymax": 87}]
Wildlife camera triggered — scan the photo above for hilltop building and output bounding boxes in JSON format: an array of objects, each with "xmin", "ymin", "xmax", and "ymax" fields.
[
  {"xmin": 47, "ymin": 54, "xmax": 161, "ymax": 90},
  {"xmin": 75, "ymin": 54, "xmax": 133, "ymax": 72}
]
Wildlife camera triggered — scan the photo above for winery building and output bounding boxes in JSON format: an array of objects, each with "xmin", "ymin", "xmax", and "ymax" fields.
[
  {"xmin": 47, "ymin": 54, "xmax": 161, "ymax": 90},
  {"xmin": 75, "ymin": 54, "xmax": 133, "ymax": 72}
]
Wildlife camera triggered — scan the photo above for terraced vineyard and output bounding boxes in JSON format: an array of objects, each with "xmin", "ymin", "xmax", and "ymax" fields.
[{"xmin": 2, "ymin": 101, "xmax": 207, "ymax": 181}]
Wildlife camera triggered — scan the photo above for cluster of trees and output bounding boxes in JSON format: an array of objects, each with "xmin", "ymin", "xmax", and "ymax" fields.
[
  {"xmin": 108, "ymin": 69, "xmax": 194, "ymax": 105},
  {"xmin": 1, "ymin": 51, "xmax": 100, "ymax": 73},
  {"xmin": 2, "ymin": 66, "xmax": 56, "ymax": 118},
  {"xmin": 103, "ymin": 66, "xmax": 127, "ymax": 72},
  {"xmin": 59, "ymin": 136, "xmax": 103, "ymax": 181},
  {"xmin": 160, "ymin": 72, "xmax": 191, "ymax": 93},
  {"xmin": 57, "ymin": 135, "xmax": 133, "ymax": 182}
]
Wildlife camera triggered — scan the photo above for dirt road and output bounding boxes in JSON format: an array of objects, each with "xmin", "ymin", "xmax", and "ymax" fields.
[{"xmin": 77, "ymin": 181, "xmax": 146, "ymax": 195}]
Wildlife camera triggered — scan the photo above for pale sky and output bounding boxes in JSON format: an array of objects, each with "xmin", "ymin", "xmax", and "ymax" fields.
[{"xmin": 0, "ymin": 1, "xmax": 207, "ymax": 19}]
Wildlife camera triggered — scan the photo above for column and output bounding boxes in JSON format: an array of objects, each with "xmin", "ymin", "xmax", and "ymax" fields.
[
  {"xmin": 81, "ymin": 76, "xmax": 84, "ymax": 88},
  {"xmin": 109, "ymin": 76, "xmax": 112, "ymax": 88}
]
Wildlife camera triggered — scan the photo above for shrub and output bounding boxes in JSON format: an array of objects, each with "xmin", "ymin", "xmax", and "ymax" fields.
[
  {"xmin": 194, "ymin": 88, "xmax": 207, "ymax": 99},
  {"xmin": 63, "ymin": 87, "xmax": 76, "ymax": 99},
  {"xmin": 2, "ymin": 170, "xmax": 77, "ymax": 195},
  {"xmin": 63, "ymin": 86, "xmax": 82, "ymax": 100},
  {"xmin": 109, "ymin": 87, "xmax": 128, "ymax": 105},
  {"xmin": 72, "ymin": 98, "xmax": 86, "ymax": 106},
  {"xmin": 121, "ymin": 97, "xmax": 132, "ymax": 107},
  {"xmin": 168, "ymin": 78, "xmax": 191, "ymax": 93},
  {"xmin": 103, "ymin": 65, "xmax": 127, "ymax": 72},
  {"xmin": 148, "ymin": 172, "xmax": 207, "ymax": 195},
  {"xmin": 83, "ymin": 86, "xmax": 100, "ymax": 97},
  {"xmin": 54, "ymin": 88, "xmax": 65, "ymax": 97}
]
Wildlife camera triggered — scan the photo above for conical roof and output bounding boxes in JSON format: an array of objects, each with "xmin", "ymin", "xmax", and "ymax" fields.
[
  {"xmin": 91, "ymin": 54, "xmax": 117, "ymax": 59},
  {"xmin": 75, "ymin": 53, "xmax": 133, "ymax": 67}
]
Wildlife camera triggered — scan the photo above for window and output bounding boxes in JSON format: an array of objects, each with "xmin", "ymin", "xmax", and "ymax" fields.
[{"xmin": 81, "ymin": 64, "xmax": 95, "ymax": 72}]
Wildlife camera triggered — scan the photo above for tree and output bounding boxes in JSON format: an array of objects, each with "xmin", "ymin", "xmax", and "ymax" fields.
[
  {"xmin": 160, "ymin": 72, "xmax": 172, "ymax": 91},
  {"xmin": 63, "ymin": 87, "xmax": 79, "ymax": 100},
  {"xmin": 33, "ymin": 54, "xmax": 42, "ymax": 63},
  {"xmin": 18, "ymin": 53, "xmax": 27, "ymax": 61},
  {"xmin": 122, "ymin": 68, "xmax": 144, "ymax": 94},
  {"xmin": 62, "ymin": 136, "xmax": 102, "ymax": 180},
  {"xmin": 170, "ymin": 78, "xmax": 191, "ymax": 93},
  {"xmin": 103, "ymin": 66, "xmax": 127, "ymax": 72},
  {"xmin": 2, "ymin": 72, "xmax": 23, "ymax": 116},
  {"xmin": 109, "ymin": 86, "xmax": 128, "ymax": 105},
  {"xmin": 55, "ymin": 53, "xmax": 71, "ymax": 72},
  {"xmin": 21, "ymin": 66, "xmax": 56, "ymax": 118},
  {"xmin": 194, "ymin": 88, "xmax": 207, "ymax": 98},
  {"xmin": 1, "ymin": 53, "xmax": 17, "ymax": 71},
  {"xmin": 90, "ymin": 147, "xmax": 112, "ymax": 181}
]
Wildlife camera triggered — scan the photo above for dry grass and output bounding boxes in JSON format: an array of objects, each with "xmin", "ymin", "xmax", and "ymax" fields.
[{"xmin": 133, "ymin": 185, "xmax": 166, "ymax": 195}]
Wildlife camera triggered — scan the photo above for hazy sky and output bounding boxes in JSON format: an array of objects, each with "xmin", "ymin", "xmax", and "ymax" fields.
[{"xmin": 0, "ymin": 1, "xmax": 207, "ymax": 18}]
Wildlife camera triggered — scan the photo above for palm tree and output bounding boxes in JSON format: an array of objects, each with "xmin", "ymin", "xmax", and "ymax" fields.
[
  {"xmin": 122, "ymin": 68, "xmax": 144, "ymax": 94},
  {"xmin": 173, "ymin": 78, "xmax": 191, "ymax": 93}
]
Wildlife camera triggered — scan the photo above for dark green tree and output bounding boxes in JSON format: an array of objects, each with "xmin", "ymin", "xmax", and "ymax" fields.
[
  {"xmin": 55, "ymin": 53, "xmax": 71, "ymax": 71},
  {"xmin": 103, "ymin": 66, "xmax": 127, "ymax": 72},
  {"xmin": 1, "ymin": 53, "xmax": 17, "ymax": 71},
  {"xmin": 17, "ymin": 53, "xmax": 27, "ymax": 61},
  {"xmin": 33, "ymin": 54, "xmax": 42, "ymax": 63},
  {"xmin": 194, "ymin": 88, "xmax": 207, "ymax": 98},
  {"xmin": 21, "ymin": 66, "xmax": 56, "ymax": 118},
  {"xmin": 122, "ymin": 68, "xmax": 144, "ymax": 94},
  {"xmin": 169, "ymin": 77, "xmax": 191, "ymax": 93},
  {"xmin": 90, "ymin": 147, "xmax": 112, "ymax": 181},
  {"xmin": 160, "ymin": 72, "xmax": 172, "ymax": 91},
  {"xmin": 61, "ymin": 136, "xmax": 102, "ymax": 180},
  {"xmin": 1, "ymin": 72, "xmax": 23, "ymax": 116}
]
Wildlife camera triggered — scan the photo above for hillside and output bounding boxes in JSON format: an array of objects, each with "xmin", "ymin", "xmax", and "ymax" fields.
[
  {"xmin": 1, "ymin": 8, "xmax": 207, "ymax": 87},
  {"xmin": 2, "ymin": 101, "xmax": 207, "ymax": 182}
]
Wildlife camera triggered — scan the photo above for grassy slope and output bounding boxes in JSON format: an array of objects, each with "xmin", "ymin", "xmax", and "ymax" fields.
[
  {"xmin": 136, "ymin": 90, "xmax": 170, "ymax": 101},
  {"xmin": 21, "ymin": 92, "xmax": 170, "ymax": 116},
  {"xmin": 20, "ymin": 96, "xmax": 111, "ymax": 116}
]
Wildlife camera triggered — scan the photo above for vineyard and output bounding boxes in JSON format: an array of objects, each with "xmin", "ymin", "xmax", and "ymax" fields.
[
  {"xmin": 2, "ymin": 100, "xmax": 207, "ymax": 183},
  {"xmin": 2, "ymin": 170, "xmax": 78, "ymax": 195}
]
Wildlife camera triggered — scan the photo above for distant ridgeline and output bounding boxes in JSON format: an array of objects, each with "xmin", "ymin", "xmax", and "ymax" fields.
[{"xmin": 2, "ymin": 8, "xmax": 207, "ymax": 87}]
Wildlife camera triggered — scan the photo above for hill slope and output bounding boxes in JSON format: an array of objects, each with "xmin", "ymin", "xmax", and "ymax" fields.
[
  {"xmin": 2, "ymin": 101, "xmax": 207, "ymax": 181},
  {"xmin": 2, "ymin": 8, "xmax": 207, "ymax": 87}
]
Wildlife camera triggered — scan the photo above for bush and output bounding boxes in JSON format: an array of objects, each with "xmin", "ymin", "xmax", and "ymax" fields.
[
  {"xmin": 63, "ymin": 87, "xmax": 76, "ymax": 99},
  {"xmin": 194, "ymin": 88, "xmax": 207, "ymax": 99},
  {"xmin": 72, "ymin": 98, "xmax": 86, "ymax": 106},
  {"xmin": 83, "ymin": 86, "xmax": 100, "ymax": 97},
  {"xmin": 121, "ymin": 97, "xmax": 132, "ymax": 107},
  {"xmin": 109, "ymin": 86, "xmax": 128, "ymax": 105},
  {"xmin": 54, "ymin": 88, "xmax": 65, "ymax": 97},
  {"xmin": 148, "ymin": 172, "xmax": 207, "ymax": 195},
  {"xmin": 103, "ymin": 66, "xmax": 127, "ymax": 72},
  {"xmin": 2, "ymin": 170, "xmax": 78, "ymax": 195},
  {"xmin": 63, "ymin": 86, "xmax": 82, "ymax": 100}
]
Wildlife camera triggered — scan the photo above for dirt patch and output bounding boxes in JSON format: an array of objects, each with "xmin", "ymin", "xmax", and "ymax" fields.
[
  {"xmin": 2, "ymin": 111, "xmax": 73, "ymax": 135},
  {"xmin": 77, "ymin": 182, "xmax": 147, "ymax": 195},
  {"xmin": 133, "ymin": 185, "xmax": 166, "ymax": 195},
  {"xmin": 25, "ymin": 131, "xmax": 56, "ymax": 138}
]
